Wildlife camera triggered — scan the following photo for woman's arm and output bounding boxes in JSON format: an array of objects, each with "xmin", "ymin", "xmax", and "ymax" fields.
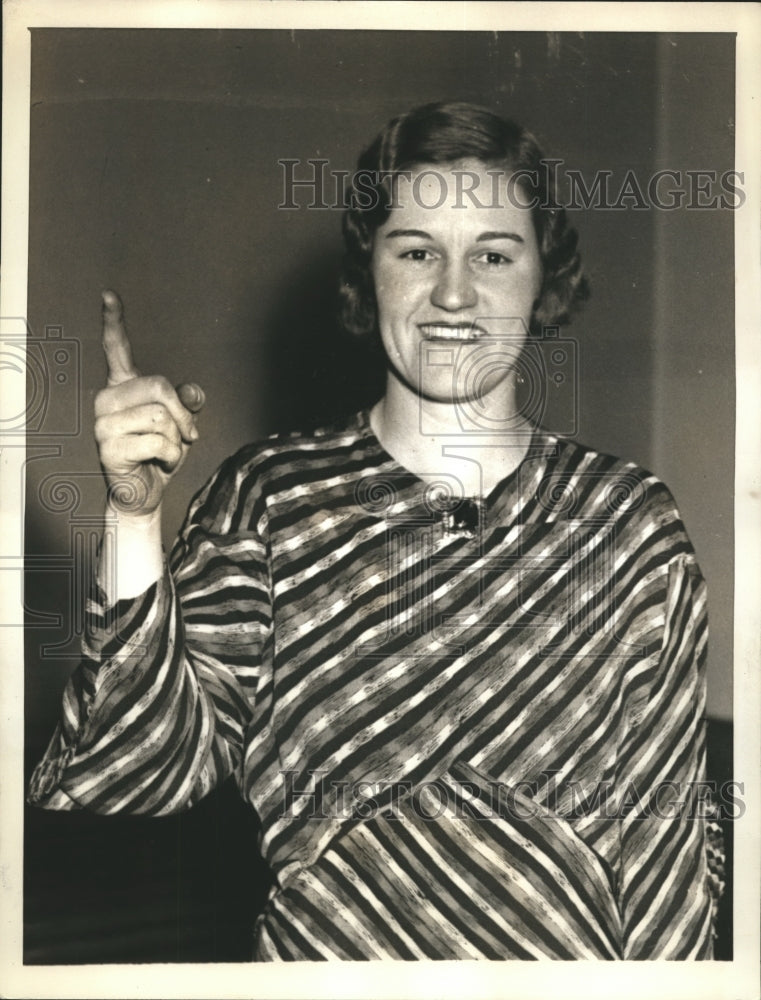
[
  {"xmin": 95, "ymin": 288, "xmax": 204, "ymax": 601},
  {"xmin": 27, "ymin": 449, "xmax": 270, "ymax": 815},
  {"xmin": 617, "ymin": 553, "xmax": 724, "ymax": 958},
  {"xmin": 27, "ymin": 291, "xmax": 268, "ymax": 815}
]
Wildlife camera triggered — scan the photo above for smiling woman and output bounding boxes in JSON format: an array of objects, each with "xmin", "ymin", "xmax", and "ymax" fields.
[
  {"xmin": 373, "ymin": 163, "xmax": 541, "ymax": 387},
  {"xmin": 28, "ymin": 101, "xmax": 724, "ymax": 961},
  {"xmin": 369, "ymin": 161, "xmax": 543, "ymax": 495}
]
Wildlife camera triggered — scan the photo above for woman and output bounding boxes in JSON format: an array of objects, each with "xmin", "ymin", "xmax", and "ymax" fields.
[{"xmin": 28, "ymin": 102, "xmax": 724, "ymax": 960}]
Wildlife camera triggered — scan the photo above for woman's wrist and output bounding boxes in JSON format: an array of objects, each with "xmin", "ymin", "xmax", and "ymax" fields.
[{"xmin": 98, "ymin": 502, "xmax": 165, "ymax": 603}]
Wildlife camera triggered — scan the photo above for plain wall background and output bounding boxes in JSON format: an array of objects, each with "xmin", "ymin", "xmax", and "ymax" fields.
[{"xmin": 21, "ymin": 26, "xmax": 737, "ymax": 965}]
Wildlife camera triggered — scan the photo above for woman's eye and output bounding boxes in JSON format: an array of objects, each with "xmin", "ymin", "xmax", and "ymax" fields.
[
  {"xmin": 478, "ymin": 251, "xmax": 512, "ymax": 266},
  {"xmin": 400, "ymin": 248, "xmax": 433, "ymax": 261}
]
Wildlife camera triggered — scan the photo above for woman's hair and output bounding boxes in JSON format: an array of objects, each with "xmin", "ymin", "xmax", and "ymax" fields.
[{"xmin": 339, "ymin": 101, "xmax": 589, "ymax": 340}]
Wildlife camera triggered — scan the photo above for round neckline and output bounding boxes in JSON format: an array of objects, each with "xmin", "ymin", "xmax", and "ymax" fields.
[{"xmin": 354, "ymin": 406, "xmax": 548, "ymax": 508}]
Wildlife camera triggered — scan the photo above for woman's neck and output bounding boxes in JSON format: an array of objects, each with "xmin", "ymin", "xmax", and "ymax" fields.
[{"xmin": 370, "ymin": 374, "xmax": 533, "ymax": 497}]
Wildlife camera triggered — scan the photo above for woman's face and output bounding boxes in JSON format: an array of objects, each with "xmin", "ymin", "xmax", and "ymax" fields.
[{"xmin": 370, "ymin": 159, "xmax": 543, "ymax": 406}]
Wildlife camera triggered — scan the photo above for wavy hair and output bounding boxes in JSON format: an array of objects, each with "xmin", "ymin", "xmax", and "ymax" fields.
[{"xmin": 339, "ymin": 101, "xmax": 589, "ymax": 340}]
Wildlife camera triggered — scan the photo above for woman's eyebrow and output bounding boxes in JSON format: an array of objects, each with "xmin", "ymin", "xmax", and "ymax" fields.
[
  {"xmin": 384, "ymin": 228, "xmax": 432, "ymax": 239},
  {"xmin": 383, "ymin": 228, "xmax": 525, "ymax": 243},
  {"xmin": 476, "ymin": 231, "xmax": 524, "ymax": 243}
]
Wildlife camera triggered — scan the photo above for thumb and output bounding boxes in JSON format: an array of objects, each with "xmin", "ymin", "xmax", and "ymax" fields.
[
  {"xmin": 177, "ymin": 382, "xmax": 206, "ymax": 414},
  {"xmin": 102, "ymin": 289, "xmax": 139, "ymax": 385}
]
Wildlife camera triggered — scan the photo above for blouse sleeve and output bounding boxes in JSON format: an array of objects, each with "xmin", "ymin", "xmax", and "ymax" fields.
[
  {"xmin": 27, "ymin": 449, "xmax": 272, "ymax": 816},
  {"xmin": 616, "ymin": 552, "xmax": 725, "ymax": 959}
]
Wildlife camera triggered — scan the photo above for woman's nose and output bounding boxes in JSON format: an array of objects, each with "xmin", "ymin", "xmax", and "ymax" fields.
[{"xmin": 430, "ymin": 260, "xmax": 477, "ymax": 312}]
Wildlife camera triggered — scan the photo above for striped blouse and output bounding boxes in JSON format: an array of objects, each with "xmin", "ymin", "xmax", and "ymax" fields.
[{"xmin": 29, "ymin": 410, "xmax": 724, "ymax": 960}]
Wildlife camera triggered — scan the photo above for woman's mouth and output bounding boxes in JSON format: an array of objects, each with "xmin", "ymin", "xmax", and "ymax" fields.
[{"xmin": 418, "ymin": 322, "xmax": 487, "ymax": 341}]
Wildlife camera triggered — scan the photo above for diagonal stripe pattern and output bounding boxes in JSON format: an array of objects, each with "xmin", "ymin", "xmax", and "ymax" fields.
[{"xmin": 29, "ymin": 410, "xmax": 723, "ymax": 959}]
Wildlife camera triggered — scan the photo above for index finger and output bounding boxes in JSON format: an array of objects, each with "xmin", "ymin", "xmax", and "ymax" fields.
[{"xmin": 102, "ymin": 289, "xmax": 139, "ymax": 386}]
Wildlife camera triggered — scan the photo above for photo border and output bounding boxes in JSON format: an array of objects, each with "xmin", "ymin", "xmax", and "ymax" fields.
[{"xmin": 2, "ymin": 2, "xmax": 759, "ymax": 998}]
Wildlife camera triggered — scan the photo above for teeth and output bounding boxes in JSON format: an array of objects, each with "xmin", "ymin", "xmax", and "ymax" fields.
[{"xmin": 420, "ymin": 325, "xmax": 481, "ymax": 341}]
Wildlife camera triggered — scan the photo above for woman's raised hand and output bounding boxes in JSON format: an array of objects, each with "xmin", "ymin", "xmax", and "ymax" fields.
[{"xmin": 94, "ymin": 290, "xmax": 205, "ymax": 517}]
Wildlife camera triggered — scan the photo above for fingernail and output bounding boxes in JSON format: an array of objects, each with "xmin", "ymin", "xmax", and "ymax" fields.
[
  {"xmin": 102, "ymin": 290, "xmax": 119, "ymax": 313},
  {"xmin": 190, "ymin": 425, "xmax": 199, "ymax": 441}
]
